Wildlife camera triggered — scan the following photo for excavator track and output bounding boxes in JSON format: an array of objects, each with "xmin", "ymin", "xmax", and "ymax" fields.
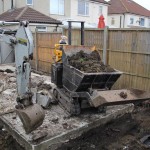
[{"xmin": 53, "ymin": 88, "xmax": 81, "ymax": 115}]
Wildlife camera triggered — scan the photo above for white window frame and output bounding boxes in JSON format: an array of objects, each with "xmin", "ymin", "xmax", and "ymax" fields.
[
  {"xmin": 36, "ymin": 26, "xmax": 47, "ymax": 32},
  {"xmin": 26, "ymin": 0, "xmax": 33, "ymax": 5},
  {"xmin": 50, "ymin": 0, "xmax": 64, "ymax": 15},
  {"xmin": 99, "ymin": 6, "xmax": 103, "ymax": 15},
  {"xmin": 130, "ymin": 18, "xmax": 134, "ymax": 25},
  {"xmin": 111, "ymin": 17, "xmax": 115, "ymax": 25},
  {"xmin": 139, "ymin": 18, "xmax": 145, "ymax": 26},
  {"xmin": 78, "ymin": 0, "xmax": 89, "ymax": 16}
]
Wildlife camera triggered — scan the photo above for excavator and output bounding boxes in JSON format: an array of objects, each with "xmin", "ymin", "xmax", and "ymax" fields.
[{"xmin": 0, "ymin": 21, "xmax": 45, "ymax": 134}]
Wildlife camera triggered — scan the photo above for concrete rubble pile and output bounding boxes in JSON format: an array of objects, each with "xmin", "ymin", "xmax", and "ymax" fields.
[{"xmin": 0, "ymin": 67, "xmax": 53, "ymax": 115}]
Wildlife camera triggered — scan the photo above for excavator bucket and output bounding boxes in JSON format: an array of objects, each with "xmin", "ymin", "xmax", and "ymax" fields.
[{"xmin": 16, "ymin": 104, "xmax": 45, "ymax": 134}]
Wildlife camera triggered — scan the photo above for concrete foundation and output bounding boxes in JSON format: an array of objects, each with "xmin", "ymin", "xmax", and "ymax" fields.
[{"xmin": 0, "ymin": 104, "xmax": 134, "ymax": 150}]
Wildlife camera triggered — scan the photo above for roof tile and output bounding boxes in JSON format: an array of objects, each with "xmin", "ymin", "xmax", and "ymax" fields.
[
  {"xmin": 0, "ymin": 7, "xmax": 62, "ymax": 24},
  {"xmin": 108, "ymin": 0, "xmax": 150, "ymax": 17}
]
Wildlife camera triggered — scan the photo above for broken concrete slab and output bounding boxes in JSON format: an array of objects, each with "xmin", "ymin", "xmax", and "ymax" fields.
[
  {"xmin": 36, "ymin": 92, "xmax": 51, "ymax": 108},
  {"xmin": 0, "ymin": 64, "xmax": 15, "ymax": 73},
  {"xmin": 0, "ymin": 104, "xmax": 134, "ymax": 150}
]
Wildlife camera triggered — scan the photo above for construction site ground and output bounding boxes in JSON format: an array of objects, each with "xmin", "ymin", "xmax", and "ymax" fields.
[{"xmin": 0, "ymin": 64, "xmax": 150, "ymax": 150}]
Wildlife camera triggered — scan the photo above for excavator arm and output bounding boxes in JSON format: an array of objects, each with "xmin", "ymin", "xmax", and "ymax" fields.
[{"xmin": 0, "ymin": 21, "xmax": 45, "ymax": 134}]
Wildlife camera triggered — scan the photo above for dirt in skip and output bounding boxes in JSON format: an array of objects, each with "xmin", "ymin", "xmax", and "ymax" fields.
[
  {"xmin": 0, "ymin": 105, "xmax": 150, "ymax": 150},
  {"xmin": 68, "ymin": 50, "xmax": 115, "ymax": 73}
]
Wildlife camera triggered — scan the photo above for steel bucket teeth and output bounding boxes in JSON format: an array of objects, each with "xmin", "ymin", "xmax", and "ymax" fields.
[{"xmin": 16, "ymin": 104, "xmax": 45, "ymax": 134}]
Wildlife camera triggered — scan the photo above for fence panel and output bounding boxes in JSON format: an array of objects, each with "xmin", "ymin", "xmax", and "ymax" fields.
[
  {"xmin": 32, "ymin": 32, "xmax": 62, "ymax": 73},
  {"xmin": 109, "ymin": 29, "xmax": 150, "ymax": 91}
]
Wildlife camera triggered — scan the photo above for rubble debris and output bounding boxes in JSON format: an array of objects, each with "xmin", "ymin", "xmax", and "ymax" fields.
[
  {"xmin": 37, "ymin": 81, "xmax": 52, "ymax": 91},
  {"xmin": 32, "ymin": 131, "xmax": 48, "ymax": 141},
  {"xmin": 119, "ymin": 91, "xmax": 128, "ymax": 99},
  {"xmin": 0, "ymin": 69, "xmax": 4, "ymax": 72},
  {"xmin": 0, "ymin": 81, "xmax": 5, "ymax": 93},
  {"xmin": 36, "ymin": 92, "xmax": 51, "ymax": 108},
  {"xmin": 5, "ymin": 69, "xmax": 14, "ymax": 73},
  {"xmin": 12, "ymin": 116, "xmax": 16, "ymax": 119},
  {"xmin": 51, "ymin": 117, "xmax": 59, "ymax": 124},
  {"xmin": 9, "ymin": 77, "xmax": 16, "ymax": 82},
  {"xmin": 62, "ymin": 123, "xmax": 73, "ymax": 130},
  {"xmin": 68, "ymin": 50, "xmax": 115, "ymax": 73},
  {"xmin": 140, "ymin": 135, "xmax": 150, "ymax": 148}
]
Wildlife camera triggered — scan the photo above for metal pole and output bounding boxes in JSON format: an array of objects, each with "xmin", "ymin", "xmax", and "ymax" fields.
[
  {"xmin": 81, "ymin": 22, "xmax": 84, "ymax": 45},
  {"xmin": 68, "ymin": 21, "xmax": 72, "ymax": 45},
  {"xmin": 35, "ymin": 28, "xmax": 38, "ymax": 71},
  {"xmin": 11, "ymin": 0, "xmax": 14, "ymax": 9},
  {"xmin": 103, "ymin": 26, "xmax": 108, "ymax": 65}
]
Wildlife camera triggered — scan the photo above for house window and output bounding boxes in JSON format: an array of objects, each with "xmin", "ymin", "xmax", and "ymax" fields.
[
  {"xmin": 27, "ymin": 0, "xmax": 33, "ymax": 5},
  {"xmin": 50, "ymin": 0, "xmax": 64, "ymax": 15},
  {"xmin": 111, "ymin": 18, "xmax": 115, "ymax": 25},
  {"xmin": 36, "ymin": 26, "xmax": 47, "ymax": 32},
  {"xmin": 140, "ymin": 18, "xmax": 145, "ymax": 26},
  {"xmin": 99, "ymin": 6, "xmax": 103, "ymax": 15},
  {"xmin": 78, "ymin": 0, "xmax": 89, "ymax": 16},
  {"xmin": 130, "ymin": 18, "xmax": 134, "ymax": 24}
]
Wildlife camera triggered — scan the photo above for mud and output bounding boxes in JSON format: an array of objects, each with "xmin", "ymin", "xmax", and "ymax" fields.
[
  {"xmin": 68, "ymin": 50, "xmax": 115, "ymax": 73},
  {"xmin": 0, "ymin": 129, "xmax": 24, "ymax": 150},
  {"xmin": 57, "ymin": 106, "xmax": 150, "ymax": 150}
]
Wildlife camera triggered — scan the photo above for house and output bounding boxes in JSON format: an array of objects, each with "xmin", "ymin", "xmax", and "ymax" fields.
[
  {"xmin": 0, "ymin": 0, "xmax": 110, "ymax": 28},
  {"xmin": 0, "ymin": 7, "xmax": 61, "ymax": 32},
  {"xmin": 108, "ymin": 0, "xmax": 150, "ymax": 28}
]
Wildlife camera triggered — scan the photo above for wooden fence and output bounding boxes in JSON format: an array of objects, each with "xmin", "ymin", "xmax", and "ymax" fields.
[
  {"xmin": 32, "ymin": 28, "xmax": 150, "ymax": 91},
  {"xmin": 31, "ymin": 32, "xmax": 61, "ymax": 72}
]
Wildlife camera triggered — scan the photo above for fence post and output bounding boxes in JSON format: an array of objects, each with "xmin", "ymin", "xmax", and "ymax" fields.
[
  {"xmin": 35, "ymin": 28, "xmax": 38, "ymax": 71},
  {"xmin": 103, "ymin": 26, "xmax": 108, "ymax": 65}
]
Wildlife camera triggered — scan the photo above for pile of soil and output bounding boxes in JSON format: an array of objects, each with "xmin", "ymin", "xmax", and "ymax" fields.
[{"xmin": 68, "ymin": 50, "xmax": 115, "ymax": 73}]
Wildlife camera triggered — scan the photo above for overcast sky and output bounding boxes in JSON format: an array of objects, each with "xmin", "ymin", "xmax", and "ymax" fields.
[
  {"xmin": 133, "ymin": 0, "xmax": 150, "ymax": 10},
  {"xmin": 106, "ymin": 0, "xmax": 150, "ymax": 10}
]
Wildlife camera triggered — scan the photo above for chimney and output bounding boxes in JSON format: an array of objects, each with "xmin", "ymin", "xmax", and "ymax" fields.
[{"xmin": 11, "ymin": 0, "xmax": 14, "ymax": 9}]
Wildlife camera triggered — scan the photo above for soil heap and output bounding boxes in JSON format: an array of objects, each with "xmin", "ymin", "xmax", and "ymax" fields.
[{"xmin": 68, "ymin": 50, "xmax": 115, "ymax": 73}]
